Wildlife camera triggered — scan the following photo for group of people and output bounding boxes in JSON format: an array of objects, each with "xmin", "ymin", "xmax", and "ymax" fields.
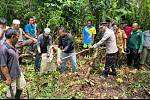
[
  {"xmin": 0, "ymin": 16, "xmax": 78, "ymax": 99},
  {"xmin": 82, "ymin": 20, "xmax": 149, "ymax": 78},
  {"xmin": 0, "ymin": 16, "xmax": 149, "ymax": 99}
]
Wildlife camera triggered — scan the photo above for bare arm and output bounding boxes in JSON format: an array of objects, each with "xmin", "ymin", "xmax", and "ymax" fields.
[
  {"xmin": 0, "ymin": 30, "xmax": 5, "ymax": 40},
  {"xmin": 1, "ymin": 67, "xmax": 12, "ymax": 85},
  {"xmin": 92, "ymin": 34, "xmax": 95, "ymax": 44}
]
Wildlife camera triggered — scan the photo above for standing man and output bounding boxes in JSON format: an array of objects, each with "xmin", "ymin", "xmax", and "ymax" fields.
[
  {"xmin": 113, "ymin": 23, "xmax": 127, "ymax": 67},
  {"xmin": 91, "ymin": 22, "xmax": 118, "ymax": 78},
  {"xmin": 35, "ymin": 28, "xmax": 52, "ymax": 73},
  {"xmin": 0, "ymin": 28, "xmax": 26, "ymax": 99},
  {"xmin": 140, "ymin": 30, "xmax": 150, "ymax": 66},
  {"xmin": 127, "ymin": 23, "xmax": 144, "ymax": 70},
  {"xmin": 121, "ymin": 21, "xmax": 132, "ymax": 40},
  {"xmin": 32, "ymin": 16, "xmax": 38, "ymax": 37},
  {"xmin": 24, "ymin": 16, "xmax": 37, "ymax": 54},
  {"xmin": 82, "ymin": 20, "xmax": 96, "ymax": 48},
  {"xmin": 58, "ymin": 27, "xmax": 77, "ymax": 73}
]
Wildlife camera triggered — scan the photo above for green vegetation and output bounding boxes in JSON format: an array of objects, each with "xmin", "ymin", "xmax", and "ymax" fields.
[{"xmin": 0, "ymin": 0, "xmax": 150, "ymax": 99}]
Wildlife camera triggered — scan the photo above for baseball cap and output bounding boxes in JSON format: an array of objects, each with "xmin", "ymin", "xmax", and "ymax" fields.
[
  {"xmin": 5, "ymin": 28, "xmax": 17, "ymax": 38},
  {"xmin": 99, "ymin": 22, "xmax": 107, "ymax": 28},
  {"xmin": 12, "ymin": 19, "xmax": 20, "ymax": 25},
  {"xmin": 44, "ymin": 28, "xmax": 51, "ymax": 33}
]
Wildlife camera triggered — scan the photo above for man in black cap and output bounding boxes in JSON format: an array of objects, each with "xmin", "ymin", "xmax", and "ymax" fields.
[
  {"xmin": 0, "ymin": 28, "xmax": 26, "ymax": 99},
  {"xmin": 91, "ymin": 22, "xmax": 118, "ymax": 78}
]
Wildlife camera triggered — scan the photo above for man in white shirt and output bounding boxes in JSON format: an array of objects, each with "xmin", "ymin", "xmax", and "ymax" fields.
[{"xmin": 91, "ymin": 22, "xmax": 118, "ymax": 78}]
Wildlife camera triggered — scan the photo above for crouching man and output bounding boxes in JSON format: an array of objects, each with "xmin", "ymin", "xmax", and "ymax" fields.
[{"xmin": 0, "ymin": 28, "xmax": 26, "ymax": 99}]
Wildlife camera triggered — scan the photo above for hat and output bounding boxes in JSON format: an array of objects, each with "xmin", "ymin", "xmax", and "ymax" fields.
[
  {"xmin": 100, "ymin": 22, "xmax": 107, "ymax": 25},
  {"xmin": 12, "ymin": 19, "xmax": 20, "ymax": 25},
  {"xmin": 99, "ymin": 22, "xmax": 107, "ymax": 28},
  {"xmin": 44, "ymin": 28, "xmax": 51, "ymax": 33},
  {"xmin": 5, "ymin": 28, "xmax": 17, "ymax": 38}
]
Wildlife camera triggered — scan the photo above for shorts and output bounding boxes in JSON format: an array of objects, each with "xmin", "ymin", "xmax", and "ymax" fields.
[
  {"xmin": 83, "ymin": 44, "xmax": 92, "ymax": 48},
  {"xmin": 6, "ymin": 72, "xmax": 26, "ymax": 98}
]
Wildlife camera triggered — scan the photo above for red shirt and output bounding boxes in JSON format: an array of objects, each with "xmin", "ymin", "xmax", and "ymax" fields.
[{"xmin": 123, "ymin": 26, "xmax": 132, "ymax": 39}]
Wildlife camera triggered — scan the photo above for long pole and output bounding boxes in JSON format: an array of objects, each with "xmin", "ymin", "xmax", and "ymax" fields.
[{"xmin": 62, "ymin": 48, "xmax": 90, "ymax": 60}]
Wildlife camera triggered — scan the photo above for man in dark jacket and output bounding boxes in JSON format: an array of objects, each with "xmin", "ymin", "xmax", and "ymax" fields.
[{"xmin": 58, "ymin": 27, "xmax": 77, "ymax": 73}]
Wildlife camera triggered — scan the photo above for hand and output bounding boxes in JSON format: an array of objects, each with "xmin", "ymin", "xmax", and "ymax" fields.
[
  {"xmin": 57, "ymin": 58, "xmax": 62, "ymax": 65},
  {"xmin": 5, "ymin": 77, "xmax": 12, "ymax": 86},
  {"xmin": 32, "ymin": 38, "xmax": 37, "ymax": 43},
  {"xmin": 90, "ymin": 46, "xmax": 94, "ymax": 49},
  {"xmin": 82, "ymin": 39, "xmax": 84, "ymax": 43},
  {"xmin": 138, "ymin": 50, "xmax": 142, "ymax": 54},
  {"xmin": 62, "ymin": 49, "xmax": 65, "ymax": 52}
]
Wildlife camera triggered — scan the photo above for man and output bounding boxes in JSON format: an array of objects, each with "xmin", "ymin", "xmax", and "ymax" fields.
[
  {"xmin": 140, "ymin": 30, "xmax": 150, "ymax": 65},
  {"xmin": 121, "ymin": 21, "xmax": 132, "ymax": 40},
  {"xmin": 82, "ymin": 20, "xmax": 96, "ymax": 48},
  {"xmin": 24, "ymin": 16, "xmax": 37, "ymax": 54},
  {"xmin": 32, "ymin": 16, "xmax": 38, "ymax": 37},
  {"xmin": 0, "ymin": 28, "xmax": 26, "ymax": 99},
  {"xmin": 35, "ymin": 28, "xmax": 52, "ymax": 72},
  {"xmin": 91, "ymin": 22, "xmax": 118, "ymax": 78},
  {"xmin": 58, "ymin": 27, "xmax": 77, "ymax": 73},
  {"xmin": 12, "ymin": 19, "xmax": 33, "ymax": 64},
  {"xmin": 113, "ymin": 23, "xmax": 127, "ymax": 67},
  {"xmin": 0, "ymin": 18, "xmax": 9, "ymax": 46},
  {"xmin": 127, "ymin": 23, "xmax": 144, "ymax": 70}
]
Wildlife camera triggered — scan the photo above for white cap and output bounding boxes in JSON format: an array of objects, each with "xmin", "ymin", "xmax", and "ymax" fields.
[
  {"xmin": 12, "ymin": 19, "xmax": 20, "ymax": 25},
  {"xmin": 44, "ymin": 28, "xmax": 51, "ymax": 33}
]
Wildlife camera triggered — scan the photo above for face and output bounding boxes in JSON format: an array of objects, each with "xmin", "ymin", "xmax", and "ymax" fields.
[
  {"xmin": 0, "ymin": 24, "xmax": 5, "ymax": 29},
  {"xmin": 87, "ymin": 21, "xmax": 92, "ymax": 27},
  {"xmin": 59, "ymin": 30, "xmax": 65, "ymax": 37},
  {"xmin": 132, "ymin": 24, "xmax": 138, "ymax": 32},
  {"xmin": 11, "ymin": 35, "xmax": 19, "ymax": 46},
  {"xmin": 113, "ymin": 25, "xmax": 118, "ymax": 32},
  {"xmin": 29, "ymin": 18, "xmax": 34, "ymax": 24},
  {"xmin": 100, "ymin": 25, "xmax": 106, "ymax": 33},
  {"xmin": 122, "ymin": 23, "xmax": 127, "ymax": 28},
  {"xmin": 44, "ymin": 32, "xmax": 49, "ymax": 37},
  {"xmin": 13, "ymin": 24, "xmax": 20, "ymax": 30}
]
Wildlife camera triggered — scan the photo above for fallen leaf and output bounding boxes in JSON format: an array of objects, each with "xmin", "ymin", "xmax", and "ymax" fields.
[{"xmin": 116, "ymin": 78, "xmax": 123, "ymax": 83}]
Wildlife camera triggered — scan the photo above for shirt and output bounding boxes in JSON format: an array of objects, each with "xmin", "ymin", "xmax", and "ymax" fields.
[
  {"xmin": 143, "ymin": 30, "xmax": 150, "ymax": 49},
  {"xmin": 37, "ymin": 34, "xmax": 52, "ymax": 53},
  {"xmin": 82, "ymin": 26, "xmax": 96, "ymax": 44},
  {"xmin": 93, "ymin": 28, "xmax": 118, "ymax": 54},
  {"xmin": 127, "ymin": 30, "xmax": 144, "ymax": 51},
  {"xmin": 115, "ymin": 29, "xmax": 127, "ymax": 52},
  {"xmin": 0, "ymin": 43, "xmax": 21, "ymax": 81},
  {"xmin": 123, "ymin": 26, "xmax": 132, "ymax": 39},
  {"xmin": 25, "ymin": 24, "xmax": 35, "ymax": 38},
  {"xmin": 58, "ymin": 33, "xmax": 75, "ymax": 53}
]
